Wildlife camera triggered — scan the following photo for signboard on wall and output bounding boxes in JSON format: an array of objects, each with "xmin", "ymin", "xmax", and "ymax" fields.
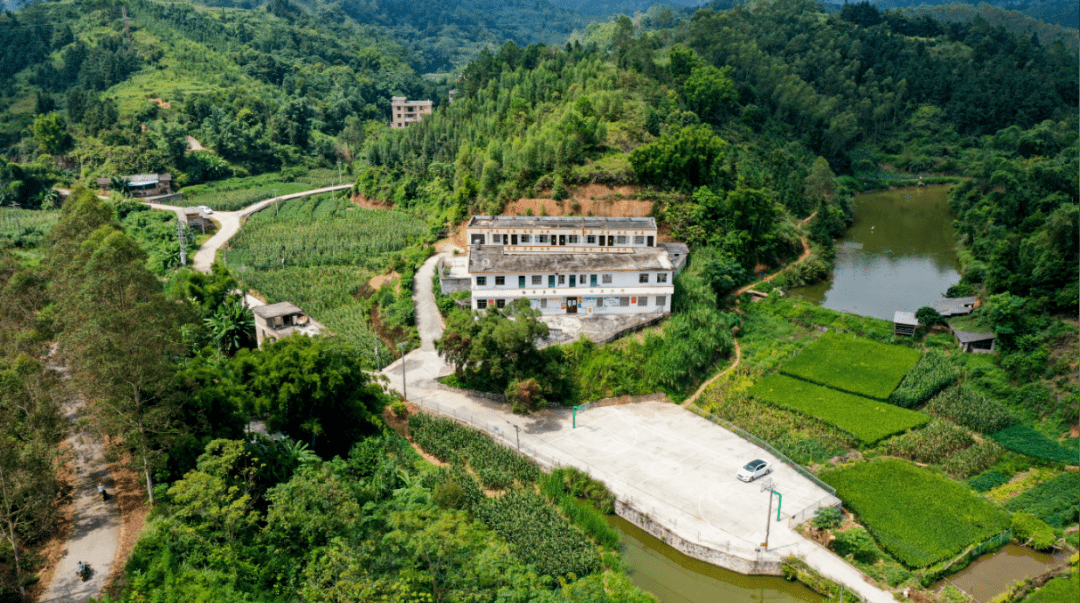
[
  {"xmin": 603, "ymin": 297, "xmax": 620, "ymax": 308},
  {"xmin": 581, "ymin": 297, "xmax": 598, "ymax": 309}
]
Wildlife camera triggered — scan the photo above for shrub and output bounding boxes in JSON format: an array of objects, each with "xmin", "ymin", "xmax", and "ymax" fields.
[
  {"xmin": 822, "ymin": 458, "xmax": 1011, "ymax": 568},
  {"xmin": 1011, "ymin": 512, "xmax": 1057, "ymax": 551},
  {"xmin": 925, "ymin": 386, "xmax": 1018, "ymax": 434},
  {"xmin": 779, "ymin": 332, "xmax": 921, "ymax": 400},
  {"xmin": 749, "ymin": 373, "xmax": 929, "ymax": 444},
  {"xmin": 990, "ymin": 425, "xmax": 1079, "ymax": 464},
  {"xmin": 969, "ymin": 472, "xmax": 1010, "ymax": 492},
  {"xmin": 506, "ymin": 378, "xmax": 545, "ymax": 414},
  {"xmin": 941, "ymin": 440, "xmax": 1005, "ymax": 479},
  {"xmin": 833, "ymin": 528, "xmax": 880, "ymax": 564},
  {"xmin": 888, "ymin": 350, "xmax": 960, "ymax": 408},
  {"xmin": 813, "ymin": 506, "xmax": 843, "ymax": 530},
  {"xmin": 390, "ymin": 399, "xmax": 407, "ymax": 418}
]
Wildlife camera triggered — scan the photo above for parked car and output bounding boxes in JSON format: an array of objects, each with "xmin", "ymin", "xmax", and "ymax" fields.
[{"xmin": 737, "ymin": 459, "xmax": 772, "ymax": 482}]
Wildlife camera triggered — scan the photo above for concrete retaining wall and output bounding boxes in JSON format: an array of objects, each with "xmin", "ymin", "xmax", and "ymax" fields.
[
  {"xmin": 435, "ymin": 381, "xmax": 506, "ymax": 402},
  {"xmin": 615, "ymin": 499, "xmax": 783, "ymax": 576}
]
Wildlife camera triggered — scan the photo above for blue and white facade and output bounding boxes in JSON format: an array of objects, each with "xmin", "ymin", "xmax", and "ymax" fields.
[{"xmin": 464, "ymin": 216, "xmax": 686, "ymax": 316}]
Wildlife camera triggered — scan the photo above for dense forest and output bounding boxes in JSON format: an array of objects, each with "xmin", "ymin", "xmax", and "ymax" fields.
[{"xmin": 1, "ymin": 0, "xmax": 1078, "ymax": 600}]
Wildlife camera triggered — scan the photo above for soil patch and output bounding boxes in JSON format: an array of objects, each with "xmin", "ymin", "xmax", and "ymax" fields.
[
  {"xmin": 101, "ymin": 444, "xmax": 150, "ymax": 599},
  {"xmin": 24, "ymin": 441, "xmax": 75, "ymax": 602},
  {"xmin": 147, "ymin": 97, "xmax": 171, "ymax": 109},
  {"xmin": 383, "ymin": 404, "xmax": 448, "ymax": 468},
  {"xmin": 351, "ymin": 194, "xmax": 394, "ymax": 211},
  {"xmin": 504, "ymin": 186, "xmax": 653, "ymax": 219},
  {"xmin": 368, "ymin": 271, "xmax": 400, "ymax": 291},
  {"xmin": 435, "ymin": 239, "xmax": 464, "ymax": 253}
]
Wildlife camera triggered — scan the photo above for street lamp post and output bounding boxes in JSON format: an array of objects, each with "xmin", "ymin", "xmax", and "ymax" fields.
[{"xmin": 397, "ymin": 341, "xmax": 408, "ymax": 401}]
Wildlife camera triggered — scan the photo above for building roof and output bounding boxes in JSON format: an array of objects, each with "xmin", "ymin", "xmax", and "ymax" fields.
[
  {"xmin": 95, "ymin": 173, "xmax": 170, "ymax": 187},
  {"xmin": 658, "ymin": 242, "xmax": 689, "ymax": 257},
  {"xmin": 931, "ymin": 296, "xmax": 978, "ymax": 317},
  {"xmin": 950, "ymin": 325, "xmax": 995, "ymax": 343},
  {"xmin": 252, "ymin": 301, "xmax": 304, "ymax": 319},
  {"xmin": 894, "ymin": 311, "xmax": 918, "ymax": 326},
  {"xmin": 469, "ymin": 245, "xmax": 672, "ymax": 273},
  {"xmin": 467, "ymin": 215, "xmax": 656, "ymax": 231}
]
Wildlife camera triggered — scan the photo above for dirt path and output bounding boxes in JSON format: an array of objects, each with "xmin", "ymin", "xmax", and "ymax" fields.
[{"xmin": 37, "ymin": 381, "xmax": 119, "ymax": 603}]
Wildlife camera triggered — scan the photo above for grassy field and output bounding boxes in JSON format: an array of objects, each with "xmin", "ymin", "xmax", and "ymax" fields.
[
  {"xmin": 822, "ymin": 458, "xmax": 1011, "ymax": 568},
  {"xmin": 749, "ymin": 373, "xmax": 929, "ymax": 443},
  {"xmin": 780, "ymin": 332, "xmax": 921, "ymax": 400}
]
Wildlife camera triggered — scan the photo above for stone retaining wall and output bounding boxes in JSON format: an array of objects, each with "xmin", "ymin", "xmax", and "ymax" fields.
[{"xmin": 615, "ymin": 499, "xmax": 783, "ymax": 576}]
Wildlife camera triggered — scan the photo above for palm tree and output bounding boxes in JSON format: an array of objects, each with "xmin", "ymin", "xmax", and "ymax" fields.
[{"xmin": 204, "ymin": 298, "xmax": 255, "ymax": 356}]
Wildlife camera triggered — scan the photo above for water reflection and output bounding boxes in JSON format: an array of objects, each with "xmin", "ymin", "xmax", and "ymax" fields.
[{"xmin": 792, "ymin": 185, "xmax": 961, "ymax": 321}]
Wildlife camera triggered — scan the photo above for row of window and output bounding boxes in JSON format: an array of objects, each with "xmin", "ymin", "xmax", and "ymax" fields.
[
  {"xmin": 475, "ymin": 273, "xmax": 668, "ymax": 287},
  {"xmin": 482, "ymin": 234, "xmax": 652, "ymax": 246},
  {"xmin": 476, "ymin": 296, "xmax": 667, "ymax": 310}
]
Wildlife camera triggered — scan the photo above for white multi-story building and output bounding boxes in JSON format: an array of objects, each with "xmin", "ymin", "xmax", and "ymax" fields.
[
  {"xmin": 462, "ymin": 216, "xmax": 687, "ymax": 316},
  {"xmin": 390, "ymin": 96, "xmax": 433, "ymax": 129}
]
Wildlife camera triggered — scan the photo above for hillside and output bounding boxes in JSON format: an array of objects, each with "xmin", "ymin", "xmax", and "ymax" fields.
[{"xmin": 832, "ymin": 0, "xmax": 1079, "ymax": 28}]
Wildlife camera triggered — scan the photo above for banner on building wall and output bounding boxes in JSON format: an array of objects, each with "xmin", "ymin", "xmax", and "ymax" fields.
[
  {"xmin": 581, "ymin": 297, "xmax": 598, "ymax": 309},
  {"xmin": 603, "ymin": 297, "xmax": 621, "ymax": 308}
]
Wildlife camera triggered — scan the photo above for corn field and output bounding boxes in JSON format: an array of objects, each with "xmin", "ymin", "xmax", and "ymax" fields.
[{"xmin": 177, "ymin": 169, "xmax": 346, "ymax": 211}]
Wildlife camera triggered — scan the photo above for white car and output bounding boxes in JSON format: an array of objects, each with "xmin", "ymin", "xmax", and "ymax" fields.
[
  {"xmin": 199, "ymin": 205, "xmax": 213, "ymax": 214},
  {"xmin": 737, "ymin": 459, "xmax": 772, "ymax": 482}
]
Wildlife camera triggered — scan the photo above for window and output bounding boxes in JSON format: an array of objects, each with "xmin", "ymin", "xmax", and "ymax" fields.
[
  {"xmin": 656, "ymin": 296, "xmax": 666, "ymax": 307},
  {"xmin": 538, "ymin": 235, "xmax": 549, "ymax": 243},
  {"xmin": 476, "ymin": 276, "xmax": 487, "ymax": 286},
  {"xmin": 477, "ymin": 299, "xmax": 488, "ymax": 309},
  {"xmin": 531, "ymin": 275, "xmax": 542, "ymax": 285},
  {"xmin": 657, "ymin": 273, "xmax": 668, "ymax": 283},
  {"xmin": 540, "ymin": 298, "xmax": 547, "ymax": 309},
  {"xmin": 637, "ymin": 296, "xmax": 648, "ymax": 307},
  {"xmin": 586, "ymin": 235, "xmax": 596, "ymax": 244},
  {"xmin": 519, "ymin": 276, "xmax": 526, "ymax": 288},
  {"xmin": 495, "ymin": 276, "xmax": 505, "ymax": 286},
  {"xmin": 602, "ymin": 274, "xmax": 613, "ymax": 284},
  {"xmin": 495, "ymin": 299, "xmax": 505, "ymax": 308},
  {"xmin": 568, "ymin": 235, "xmax": 579, "ymax": 244},
  {"xmin": 521, "ymin": 234, "xmax": 531, "ymax": 243},
  {"xmin": 580, "ymin": 274, "xmax": 587, "ymax": 285},
  {"xmin": 492, "ymin": 234, "xmax": 503, "ymax": 244},
  {"xmin": 548, "ymin": 275, "xmax": 556, "ymax": 288},
  {"xmin": 616, "ymin": 235, "xmax": 628, "ymax": 245},
  {"xmin": 619, "ymin": 297, "xmax": 629, "ymax": 307},
  {"xmin": 558, "ymin": 275, "xmax": 566, "ymax": 285},
  {"xmin": 634, "ymin": 236, "xmax": 645, "ymax": 245},
  {"xmin": 639, "ymin": 273, "xmax": 649, "ymax": 284}
]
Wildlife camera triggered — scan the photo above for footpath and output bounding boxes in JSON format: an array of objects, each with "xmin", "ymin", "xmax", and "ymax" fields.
[{"xmin": 380, "ymin": 254, "xmax": 895, "ymax": 603}]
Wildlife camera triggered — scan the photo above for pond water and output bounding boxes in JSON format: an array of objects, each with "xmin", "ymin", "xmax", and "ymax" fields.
[
  {"xmin": 610, "ymin": 515, "xmax": 824, "ymax": 603},
  {"xmin": 791, "ymin": 185, "xmax": 961, "ymax": 321},
  {"xmin": 932, "ymin": 544, "xmax": 1063, "ymax": 603}
]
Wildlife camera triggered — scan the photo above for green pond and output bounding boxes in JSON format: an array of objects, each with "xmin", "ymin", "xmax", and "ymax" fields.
[
  {"xmin": 610, "ymin": 516, "xmax": 824, "ymax": 603},
  {"xmin": 792, "ymin": 185, "xmax": 961, "ymax": 321}
]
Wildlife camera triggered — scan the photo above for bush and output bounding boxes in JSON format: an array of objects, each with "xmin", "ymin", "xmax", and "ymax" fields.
[
  {"xmin": 832, "ymin": 528, "xmax": 880, "ymax": 564},
  {"xmin": 822, "ymin": 458, "xmax": 1011, "ymax": 568},
  {"xmin": 749, "ymin": 373, "xmax": 929, "ymax": 444},
  {"xmin": 506, "ymin": 378, "xmax": 545, "ymax": 414},
  {"xmin": 990, "ymin": 425, "xmax": 1079, "ymax": 464},
  {"xmin": 969, "ymin": 472, "xmax": 1010, "ymax": 492},
  {"xmin": 779, "ymin": 332, "xmax": 922, "ymax": 400},
  {"xmin": 888, "ymin": 350, "xmax": 960, "ymax": 408},
  {"xmin": 1011, "ymin": 512, "xmax": 1057, "ymax": 551},
  {"xmin": 925, "ymin": 386, "xmax": 1018, "ymax": 434},
  {"xmin": 390, "ymin": 399, "xmax": 407, "ymax": 418},
  {"xmin": 813, "ymin": 506, "xmax": 843, "ymax": 530}
]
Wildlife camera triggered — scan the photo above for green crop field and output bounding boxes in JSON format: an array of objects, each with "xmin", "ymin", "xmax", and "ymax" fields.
[
  {"xmin": 990, "ymin": 425, "xmax": 1079, "ymax": 465},
  {"xmin": 177, "ymin": 169, "xmax": 345, "ymax": 211},
  {"xmin": 822, "ymin": 458, "xmax": 1011, "ymax": 568},
  {"xmin": 780, "ymin": 332, "xmax": 921, "ymax": 400},
  {"xmin": 749, "ymin": 374, "xmax": 929, "ymax": 443}
]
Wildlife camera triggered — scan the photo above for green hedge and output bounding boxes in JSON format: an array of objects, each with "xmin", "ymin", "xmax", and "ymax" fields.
[
  {"xmin": 1004, "ymin": 472, "xmax": 1080, "ymax": 527},
  {"xmin": 780, "ymin": 332, "xmax": 921, "ymax": 400},
  {"xmin": 749, "ymin": 374, "xmax": 929, "ymax": 444},
  {"xmin": 990, "ymin": 425, "xmax": 1079, "ymax": 464},
  {"xmin": 925, "ymin": 386, "xmax": 1018, "ymax": 434},
  {"xmin": 821, "ymin": 458, "xmax": 1010, "ymax": 568},
  {"xmin": 888, "ymin": 350, "xmax": 960, "ymax": 409}
]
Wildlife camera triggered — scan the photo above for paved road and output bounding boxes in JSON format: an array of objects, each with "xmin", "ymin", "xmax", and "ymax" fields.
[
  {"xmin": 38, "ymin": 378, "xmax": 119, "ymax": 603},
  {"xmin": 381, "ymin": 254, "xmax": 895, "ymax": 603},
  {"xmin": 145, "ymin": 184, "xmax": 352, "ymax": 273}
]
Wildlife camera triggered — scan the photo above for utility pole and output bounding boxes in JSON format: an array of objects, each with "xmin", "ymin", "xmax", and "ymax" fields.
[
  {"xmin": 177, "ymin": 220, "xmax": 187, "ymax": 267},
  {"xmin": 761, "ymin": 480, "xmax": 782, "ymax": 551},
  {"xmin": 512, "ymin": 424, "xmax": 520, "ymax": 450},
  {"xmin": 763, "ymin": 488, "xmax": 773, "ymax": 551},
  {"xmin": 397, "ymin": 341, "xmax": 408, "ymax": 401},
  {"xmin": 10, "ymin": 198, "xmax": 20, "ymax": 234},
  {"xmin": 273, "ymin": 188, "xmax": 279, "ymax": 216},
  {"xmin": 375, "ymin": 341, "xmax": 380, "ymax": 370},
  {"xmin": 337, "ymin": 159, "xmax": 343, "ymax": 188}
]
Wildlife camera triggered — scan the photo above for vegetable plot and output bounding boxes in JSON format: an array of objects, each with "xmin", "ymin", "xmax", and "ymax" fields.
[
  {"xmin": 822, "ymin": 458, "xmax": 1010, "ymax": 568},
  {"xmin": 749, "ymin": 374, "xmax": 928, "ymax": 443},
  {"xmin": 408, "ymin": 413, "xmax": 540, "ymax": 488},
  {"xmin": 990, "ymin": 425, "xmax": 1079, "ymax": 464},
  {"xmin": 780, "ymin": 332, "xmax": 921, "ymax": 400},
  {"xmin": 888, "ymin": 350, "xmax": 960, "ymax": 408}
]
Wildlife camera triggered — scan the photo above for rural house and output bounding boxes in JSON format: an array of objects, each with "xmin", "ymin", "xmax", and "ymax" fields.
[
  {"xmin": 390, "ymin": 96, "xmax": 433, "ymax": 129},
  {"xmin": 96, "ymin": 173, "xmax": 174, "ymax": 199},
  {"xmin": 252, "ymin": 301, "xmax": 325, "ymax": 348},
  {"xmin": 463, "ymin": 216, "xmax": 684, "ymax": 316}
]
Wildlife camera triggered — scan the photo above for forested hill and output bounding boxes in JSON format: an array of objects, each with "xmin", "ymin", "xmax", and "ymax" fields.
[{"xmin": 848, "ymin": 0, "xmax": 1079, "ymax": 29}]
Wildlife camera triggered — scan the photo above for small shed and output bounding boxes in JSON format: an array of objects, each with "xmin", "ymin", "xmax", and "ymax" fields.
[
  {"xmin": 894, "ymin": 311, "xmax": 918, "ymax": 336},
  {"xmin": 932, "ymin": 296, "xmax": 978, "ymax": 318},
  {"xmin": 950, "ymin": 325, "xmax": 996, "ymax": 353},
  {"xmin": 181, "ymin": 207, "xmax": 211, "ymax": 232},
  {"xmin": 252, "ymin": 301, "xmax": 324, "ymax": 348}
]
